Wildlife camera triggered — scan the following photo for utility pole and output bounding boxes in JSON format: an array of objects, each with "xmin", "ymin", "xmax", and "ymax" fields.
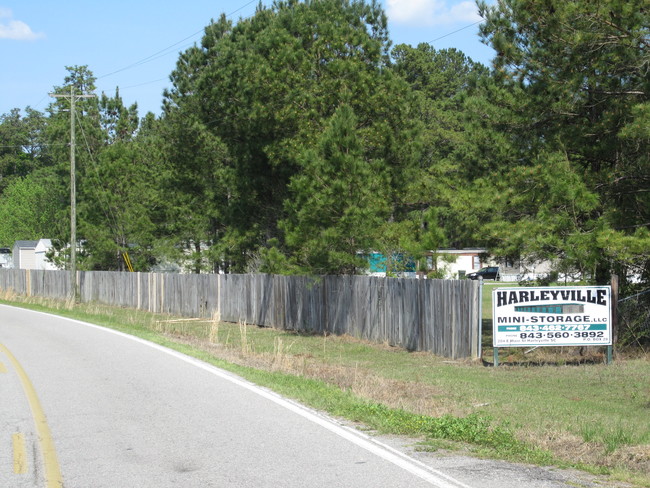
[{"xmin": 49, "ymin": 87, "xmax": 95, "ymax": 299}]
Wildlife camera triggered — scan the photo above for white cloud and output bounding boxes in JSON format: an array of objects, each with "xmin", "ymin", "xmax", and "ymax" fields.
[
  {"xmin": 386, "ymin": 0, "xmax": 482, "ymax": 26},
  {"xmin": 0, "ymin": 8, "xmax": 45, "ymax": 41}
]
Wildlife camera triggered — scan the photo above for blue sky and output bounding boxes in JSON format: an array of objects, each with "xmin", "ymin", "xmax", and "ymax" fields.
[{"xmin": 0, "ymin": 0, "xmax": 495, "ymax": 118}]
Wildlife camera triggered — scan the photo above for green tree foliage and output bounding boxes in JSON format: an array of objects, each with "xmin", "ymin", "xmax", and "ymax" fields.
[
  {"xmin": 158, "ymin": 107, "xmax": 234, "ymax": 273},
  {"xmin": 167, "ymin": 0, "xmax": 419, "ymax": 273},
  {"xmin": 279, "ymin": 105, "xmax": 390, "ymax": 274},
  {"xmin": 0, "ymin": 171, "xmax": 64, "ymax": 246},
  {"xmin": 162, "ymin": 19, "xmax": 236, "ymax": 272},
  {"xmin": 46, "ymin": 65, "xmax": 103, "ymax": 166},
  {"xmin": 442, "ymin": 75, "xmax": 539, "ymax": 251},
  {"xmin": 391, "ymin": 44, "xmax": 490, "ymax": 251},
  {"xmin": 477, "ymin": 0, "xmax": 649, "ymax": 283},
  {"xmin": 44, "ymin": 66, "xmax": 166, "ymax": 271},
  {"xmin": 0, "ymin": 94, "xmax": 71, "ymax": 251},
  {"xmin": 79, "ymin": 86, "xmax": 173, "ymax": 271},
  {"xmin": 77, "ymin": 141, "xmax": 160, "ymax": 270},
  {"xmin": 481, "ymin": 152, "xmax": 602, "ymax": 277},
  {"xmin": 0, "ymin": 108, "xmax": 50, "ymax": 193},
  {"xmin": 99, "ymin": 88, "xmax": 139, "ymax": 144}
]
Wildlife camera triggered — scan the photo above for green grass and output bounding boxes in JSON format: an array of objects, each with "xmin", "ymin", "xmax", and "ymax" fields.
[{"xmin": 2, "ymin": 295, "xmax": 649, "ymax": 486}]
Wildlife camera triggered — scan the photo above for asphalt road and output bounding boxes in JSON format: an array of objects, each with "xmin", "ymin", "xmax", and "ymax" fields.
[{"xmin": 0, "ymin": 305, "xmax": 615, "ymax": 488}]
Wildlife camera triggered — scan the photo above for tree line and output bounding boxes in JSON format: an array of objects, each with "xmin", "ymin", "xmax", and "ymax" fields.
[{"xmin": 0, "ymin": 0, "xmax": 647, "ymax": 290}]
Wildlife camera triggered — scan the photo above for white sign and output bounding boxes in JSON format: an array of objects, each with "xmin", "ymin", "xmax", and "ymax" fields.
[{"xmin": 492, "ymin": 286, "xmax": 612, "ymax": 347}]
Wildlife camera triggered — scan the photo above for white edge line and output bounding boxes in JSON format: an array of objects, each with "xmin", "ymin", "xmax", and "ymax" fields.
[{"xmin": 3, "ymin": 305, "xmax": 475, "ymax": 488}]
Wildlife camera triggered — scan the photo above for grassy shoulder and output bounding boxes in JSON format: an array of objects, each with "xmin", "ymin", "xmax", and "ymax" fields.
[{"xmin": 2, "ymin": 292, "xmax": 649, "ymax": 487}]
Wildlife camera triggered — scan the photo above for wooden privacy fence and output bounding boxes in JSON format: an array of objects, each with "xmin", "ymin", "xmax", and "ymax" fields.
[
  {"xmin": 0, "ymin": 269, "xmax": 481, "ymax": 359},
  {"xmin": 219, "ymin": 274, "xmax": 481, "ymax": 358},
  {"xmin": 0, "ymin": 269, "xmax": 71, "ymax": 299}
]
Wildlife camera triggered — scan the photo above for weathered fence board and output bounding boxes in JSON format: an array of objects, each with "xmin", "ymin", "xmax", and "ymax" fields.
[{"xmin": 0, "ymin": 270, "xmax": 480, "ymax": 359}]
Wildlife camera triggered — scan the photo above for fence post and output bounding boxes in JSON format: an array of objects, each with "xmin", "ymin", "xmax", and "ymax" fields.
[
  {"xmin": 477, "ymin": 279, "xmax": 483, "ymax": 360},
  {"xmin": 609, "ymin": 274, "xmax": 618, "ymax": 364},
  {"xmin": 217, "ymin": 274, "xmax": 221, "ymax": 319}
]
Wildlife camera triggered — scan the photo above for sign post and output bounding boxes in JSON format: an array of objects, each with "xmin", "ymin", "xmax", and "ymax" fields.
[{"xmin": 492, "ymin": 286, "xmax": 612, "ymax": 366}]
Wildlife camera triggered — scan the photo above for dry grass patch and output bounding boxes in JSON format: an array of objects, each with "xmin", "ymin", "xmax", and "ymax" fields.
[
  {"xmin": 166, "ymin": 326, "xmax": 462, "ymax": 418},
  {"xmin": 524, "ymin": 430, "xmax": 650, "ymax": 479}
]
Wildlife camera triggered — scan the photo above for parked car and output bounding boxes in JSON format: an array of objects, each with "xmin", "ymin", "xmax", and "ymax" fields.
[{"xmin": 467, "ymin": 266, "xmax": 500, "ymax": 281}]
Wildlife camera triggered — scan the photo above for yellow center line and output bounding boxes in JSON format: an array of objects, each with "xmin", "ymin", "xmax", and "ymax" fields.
[
  {"xmin": 0, "ymin": 343, "xmax": 63, "ymax": 488},
  {"xmin": 0, "ymin": 361, "xmax": 7, "ymax": 373},
  {"xmin": 13, "ymin": 432, "xmax": 27, "ymax": 474}
]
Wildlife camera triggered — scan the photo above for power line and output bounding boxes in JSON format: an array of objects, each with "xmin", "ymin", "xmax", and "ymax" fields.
[
  {"xmin": 120, "ymin": 78, "xmax": 170, "ymax": 91},
  {"xmin": 96, "ymin": 0, "xmax": 260, "ymax": 81},
  {"xmin": 96, "ymin": 33, "xmax": 203, "ymax": 80},
  {"xmin": 29, "ymin": 95, "xmax": 50, "ymax": 112},
  {"xmin": 427, "ymin": 20, "xmax": 484, "ymax": 44}
]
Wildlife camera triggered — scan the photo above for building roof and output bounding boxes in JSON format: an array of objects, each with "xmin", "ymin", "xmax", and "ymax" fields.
[
  {"xmin": 13, "ymin": 240, "xmax": 38, "ymax": 249},
  {"xmin": 434, "ymin": 248, "xmax": 487, "ymax": 255},
  {"xmin": 35, "ymin": 239, "xmax": 53, "ymax": 252}
]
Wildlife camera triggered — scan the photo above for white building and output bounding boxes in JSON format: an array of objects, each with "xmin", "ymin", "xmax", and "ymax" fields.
[
  {"xmin": 428, "ymin": 249, "xmax": 486, "ymax": 279},
  {"xmin": 12, "ymin": 239, "xmax": 58, "ymax": 270},
  {"xmin": 431, "ymin": 249, "xmax": 554, "ymax": 281}
]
